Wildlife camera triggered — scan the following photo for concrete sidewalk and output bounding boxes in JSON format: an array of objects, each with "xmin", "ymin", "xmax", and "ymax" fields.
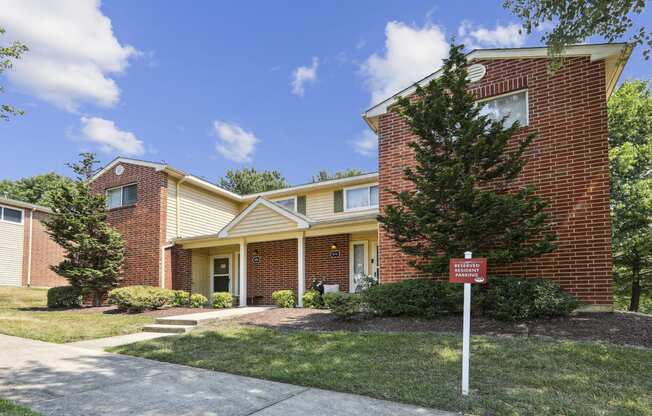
[{"xmin": 0, "ymin": 334, "xmax": 454, "ymax": 416}]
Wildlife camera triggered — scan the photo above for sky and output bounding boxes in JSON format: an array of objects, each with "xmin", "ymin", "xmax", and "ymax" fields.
[{"xmin": 1, "ymin": 0, "xmax": 651, "ymax": 186}]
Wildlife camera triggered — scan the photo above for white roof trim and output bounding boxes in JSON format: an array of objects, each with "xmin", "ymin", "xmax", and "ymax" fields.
[
  {"xmin": 218, "ymin": 197, "xmax": 310, "ymax": 238},
  {"xmin": 242, "ymin": 172, "xmax": 379, "ymax": 200},
  {"xmin": 90, "ymin": 157, "xmax": 167, "ymax": 182},
  {"xmin": 0, "ymin": 197, "xmax": 51, "ymax": 213},
  {"xmin": 363, "ymin": 43, "xmax": 631, "ymax": 125}
]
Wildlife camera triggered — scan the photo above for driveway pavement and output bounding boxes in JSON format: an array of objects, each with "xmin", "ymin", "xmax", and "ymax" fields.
[{"xmin": 0, "ymin": 334, "xmax": 454, "ymax": 416}]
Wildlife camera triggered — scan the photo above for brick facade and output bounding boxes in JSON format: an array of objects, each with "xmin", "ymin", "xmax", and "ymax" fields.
[
  {"xmin": 21, "ymin": 210, "xmax": 66, "ymax": 287},
  {"xmin": 91, "ymin": 162, "xmax": 168, "ymax": 287},
  {"xmin": 171, "ymin": 246, "xmax": 192, "ymax": 291},
  {"xmin": 305, "ymin": 234, "xmax": 350, "ymax": 292},
  {"xmin": 247, "ymin": 239, "xmax": 298, "ymax": 305},
  {"xmin": 378, "ymin": 56, "xmax": 613, "ymax": 305}
]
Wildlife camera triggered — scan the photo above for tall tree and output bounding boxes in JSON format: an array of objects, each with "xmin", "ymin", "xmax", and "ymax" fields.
[
  {"xmin": 219, "ymin": 168, "xmax": 287, "ymax": 194},
  {"xmin": 312, "ymin": 169, "xmax": 364, "ymax": 182},
  {"xmin": 504, "ymin": 0, "xmax": 650, "ymax": 68},
  {"xmin": 0, "ymin": 26, "xmax": 28, "ymax": 121},
  {"xmin": 0, "ymin": 173, "xmax": 74, "ymax": 207},
  {"xmin": 609, "ymin": 80, "xmax": 652, "ymax": 312},
  {"xmin": 45, "ymin": 153, "xmax": 125, "ymax": 306},
  {"xmin": 378, "ymin": 44, "xmax": 557, "ymax": 275}
]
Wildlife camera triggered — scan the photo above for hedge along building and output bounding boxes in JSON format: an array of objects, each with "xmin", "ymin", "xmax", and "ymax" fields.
[{"xmin": 90, "ymin": 43, "xmax": 631, "ymax": 310}]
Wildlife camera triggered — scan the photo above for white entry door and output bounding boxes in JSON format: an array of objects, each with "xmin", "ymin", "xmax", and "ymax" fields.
[{"xmin": 349, "ymin": 241, "xmax": 368, "ymax": 292}]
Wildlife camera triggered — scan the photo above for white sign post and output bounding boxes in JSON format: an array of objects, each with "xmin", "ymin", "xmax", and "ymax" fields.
[{"xmin": 461, "ymin": 250, "xmax": 472, "ymax": 396}]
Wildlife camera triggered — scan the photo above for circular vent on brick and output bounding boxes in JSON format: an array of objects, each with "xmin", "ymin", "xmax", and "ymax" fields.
[
  {"xmin": 466, "ymin": 64, "xmax": 486, "ymax": 83},
  {"xmin": 115, "ymin": 165, "xmax": 125, "ymax": 176}
]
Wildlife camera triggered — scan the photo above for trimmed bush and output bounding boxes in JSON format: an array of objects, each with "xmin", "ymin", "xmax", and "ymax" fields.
[
  {"xmin": 47, "ymin": 286, "xmax": 82, "ymax": 308},
  {"xmin": 212, "ymin": 292, "xmax": 233, "ymax": 309},
  {"xmin": 108, "ymin": 286, "xmax": 174, "ymax": 312},
  {"xmin": 189, "ymin": 294, "xmax": 208, "ymax": 308},
  {"xmin": 170, "ymin": 290, "xmax": 190, "ymax": 306},
  {"xmin": 272, "ymin": 290, "xmax": 295, "ymax": 308},
  {"xmin": 482, "ymin": 277, "xmax": 578, "ymax": 321},
  {"xmin": 362, "ymin": 279, "xmax": 471, "ymax": 318},
  {"xmin": 302, "ymin": 289, "xmax": 323, "ymax": 308},
  {"xmin": 323, "ymin": 292, "xmax": 361, "ymax": 319}
]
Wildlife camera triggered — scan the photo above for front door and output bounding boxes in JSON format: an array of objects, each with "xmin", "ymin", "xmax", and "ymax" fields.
[
  {"xmin": 213, "ymin": 256, "xmax": 230, "ymax": 293},
  {"xmin": 350, "ymin": 241, "xmax": 368, "ymax": 292}
]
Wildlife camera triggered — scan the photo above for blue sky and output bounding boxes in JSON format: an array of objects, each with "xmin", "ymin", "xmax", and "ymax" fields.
[{"xmin": 1, "ymin": 1, "xmax": 651, "ymax": 185}]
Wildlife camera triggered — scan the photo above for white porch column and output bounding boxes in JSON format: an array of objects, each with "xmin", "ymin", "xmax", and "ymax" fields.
[
  {"xmin": 297, "ymin": 234, "xmax": 305, "ymax": 307},
  {"xmin": 239, "ymin": 240, "xmax": 247, "ymax": 306}
]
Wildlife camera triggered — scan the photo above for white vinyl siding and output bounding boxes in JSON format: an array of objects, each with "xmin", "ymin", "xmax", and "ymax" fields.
[
  {"xmin": 0, "ymin": 219, "xmax": 24, "ymax": 286},
  {"xmin": 229, "ymin": 204, "xmax": 298, "ymax": 237}
]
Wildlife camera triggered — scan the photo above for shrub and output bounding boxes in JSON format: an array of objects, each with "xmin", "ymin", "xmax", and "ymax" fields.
[
  {"xmin": 362, "ymin": 279, "xmax": 473, "ymax": 318},
  {"xmin": 189, "ymin": 294, "xmax": 208, "ymax": 308},
  {"xmin": 170, "ymin": 290, "xmax": 190, "ymax": 306},
  {"xmin": 47, "ymin": 286, "xmax": 82, "ymax": 308},
  {"xmin": 108, "ymin": 286, "xmax": 174, "ymax": 313},
  {"xmin": 302, "ymin": 289, "xmax": 323, "ymax": 308},
  {"xmin": 323, "ymin": 292, "xmax": 361, "ymax": 319},
  {"xmin": 272, "ymin": 290, "xmax": 295, "ymax": 308},
  {"xmin": 212, "ymin": 292, "xmax": 233, "ymax": 309},
  {"xmin": 482, "ymin": 277, "xmax": 579, "ymax": 321}
]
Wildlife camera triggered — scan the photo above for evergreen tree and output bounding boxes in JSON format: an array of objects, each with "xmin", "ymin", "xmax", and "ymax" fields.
[
  {"xmin": 312, "ymin": 169, "xmax": 364, "ymax": 182},
  {"xmin": 45, "ymin": 153, "xmax": 125, "ymax": 306},
  {"xmin": 379, "ymin": 44, "xmax": 557, "ymax": 275},
  {"xmin": 219, "ymin": 168, "xmax": 287, "ymax": 194}
]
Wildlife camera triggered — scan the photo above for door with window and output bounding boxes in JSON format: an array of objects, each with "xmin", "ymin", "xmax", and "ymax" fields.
[
  {"xmin": 212, "ymin": 256, "xmax": 230, "ymax": 293},
  {"xmin": 349, "ymin": 241, "xmax": 368, "ymax": 292}
]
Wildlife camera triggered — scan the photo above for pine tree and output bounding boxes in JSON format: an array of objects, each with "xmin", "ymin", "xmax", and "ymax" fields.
[
  {"xmin": 45, "ymin": 153, "xmax": 125, "ymax": 306},
  {"xmin": 378, "ymin": 44, "xmax": 557, "ymax": 275}
]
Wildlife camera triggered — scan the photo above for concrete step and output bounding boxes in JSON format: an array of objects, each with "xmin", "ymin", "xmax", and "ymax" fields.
[
  {"xmin": 154, "ymin": 317, "xmax": 200, "ymax": 326},
  {"xmin": 142, "ymin": 324, "xmax": 195, "ymax": 334}
]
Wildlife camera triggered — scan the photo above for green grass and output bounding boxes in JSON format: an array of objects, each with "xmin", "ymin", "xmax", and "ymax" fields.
[
  {"xmin": 0, "ymin": 287, "xmax": 153, "ymax": 343},
  {"xmin": 614, "ymin": 292, "xmax": 652, "ymax": 315},
  {"xmin": 112, "ymin": 324, "xmax": 652, "ymax": 416},
  {"xmin": 0, "ymin": 399, "xmax": 40, "ymax": 416}
]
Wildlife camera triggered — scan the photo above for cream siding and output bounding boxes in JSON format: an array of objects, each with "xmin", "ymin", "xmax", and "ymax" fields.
[
  {"xmin": 0, "ymin": 219, "xmax": 24, "ymax": 286},
  {"xmin": 229, "ymin": 205, "xmax": 298, "ymax": 237},
  {"xmin": 166, "ymin": 178, "xmax": 177, "ymax": 241},
  {"xmin": 305, "ymin": 184, "xmax": 378, "ymax": 221}
]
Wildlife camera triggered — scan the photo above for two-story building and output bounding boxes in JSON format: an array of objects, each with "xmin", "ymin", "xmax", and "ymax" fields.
[{"xmin": 91, "ymin": 43, "xmax": 632, "ymax": 310}]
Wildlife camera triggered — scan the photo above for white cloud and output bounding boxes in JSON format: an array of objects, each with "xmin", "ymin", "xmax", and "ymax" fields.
[
  {"xmin": 458, "ymin": 20, "xmax": 527, "ymax": 49},
  {"xmin": 213, "ymin": 120, "xmax": 258, "ymax": 163},
  {"xmin": 80, "ymin": 116, "xmax": 144, "ymax": 156},
  {"xmin": 0, "ymin": 0, "xmax": 137, "ymax": 112},
  {"xmin": 351, "ymin": 130, "xmax": 378, "ymax": 157},
  {"xmin": 361, "ymin": 22, "xmax": 449, "ymax": 105},
  {"xmin": 291, "ymin": 57, "xmax": 319, "ymax": 96}
]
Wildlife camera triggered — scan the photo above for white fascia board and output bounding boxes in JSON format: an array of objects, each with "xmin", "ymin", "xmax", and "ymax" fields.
[
  {"xmin": 242, "ymin": 173, "xmax": 379, "ymax": 200},
  {"xmin": 218, "ymin": 197, "xmax": 310, "ymax": 238},
  {"xmin": 0, "ymin": 197, "xmax": 52, "ymax": 213}
]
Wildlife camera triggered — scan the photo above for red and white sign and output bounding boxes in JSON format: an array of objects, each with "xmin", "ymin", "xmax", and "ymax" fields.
[{"xmin": 449, "ymin": 258, "xmax": 487, "ymax": 284}]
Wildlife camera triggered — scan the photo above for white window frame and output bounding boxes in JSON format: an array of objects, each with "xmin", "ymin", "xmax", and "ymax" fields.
[
  {"xmin": 476, "ymin": 89, "xmax": 529, "ymax": 127},
  {"xmin": 272, "ymin": 195, "xmax": 297, "ymax": 212},
  {"xmin": 349, "ymin": 240, "xmax": 369, "ymax": 293},
  {"xmin": 343, "ymin": 183, "xmax": 379, "ymax": 212},
  {"xmin": 210, "ymin": 254, "xmax": 233, "ymax": 294},
  {"xmin": 105, "ymin": 183, "xmax": 137, "ymax": 209},
  {"xmin": 0, "ymin": 204, "xmax": 24, "ymax": 225}
]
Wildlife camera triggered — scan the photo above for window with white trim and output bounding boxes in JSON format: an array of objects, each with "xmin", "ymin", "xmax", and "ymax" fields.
[
  {"xmin": 344, "ymin": 185, "xmax": 379, "ymax": 211},
  {"xmin": 274, "ymin": 196, "xmax": 296, "ymax": 212},
  {"xmin": 0, "ymin": 205, "xmax": 23, "ymax": 224},
  {"xmin": 478, "ymin": 90, "xmax": 528, "ymax": 127},
  {"xmin": 106, "ymin": 184, "xmax": 137, "ymax": 209}
]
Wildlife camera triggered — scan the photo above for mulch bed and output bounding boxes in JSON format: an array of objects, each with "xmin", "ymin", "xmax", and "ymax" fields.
[
  {"xmin": 224, "ymin": 308, "xmax": 652, "ymax": 348},
  {"xmin": 21, "ymin": 305, "xmax": 209, "ymax": 317}
]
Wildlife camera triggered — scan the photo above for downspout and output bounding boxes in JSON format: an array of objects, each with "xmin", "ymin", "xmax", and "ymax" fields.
[
  {"xmin": 26, "ymin": 209, "xmax": 34, "ymax": 286},
  {"xmin": 159, "ymin": 175, "xmax": 188, "ymax": 288}
]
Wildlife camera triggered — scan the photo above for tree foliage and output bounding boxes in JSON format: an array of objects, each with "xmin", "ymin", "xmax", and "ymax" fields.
[
  {"xmin": 312, "ymin": 169, "xmax": 364, "ymax": 182},
  {"xmin": 504, "ymin": 0, "xmax": 650, "ymax": 67},
  {"xmin": 0, "ymin": 173, "xmax": 73, "ymax": 208},
  {"xmin": 45, "ymin": 153, "xmax": 125, "ymax": 306},
  {"xmin": 219, "ymin": 168, "xmax": 287, "ymax": 194},
  {"xmin": 378, "ymin": 44, "xmax": 557, "ymax": 275},
  {"xmin": 0, "ymin": 26, "xmax": 28, "ymax": 121},
  {"xmin": 609, "ymin": 80, "xmax": 652, "ymax": 312}
]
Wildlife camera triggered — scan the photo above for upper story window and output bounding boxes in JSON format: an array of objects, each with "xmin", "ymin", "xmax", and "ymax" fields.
[
  {"xmin": 344, "ymin": 184, "xmax": 379, "ymax": 211},
  {"xmin": 106, "ymin": 184, "xmax": 137, "ymax": 209},
  {"xmin": 274, "ymin": 196, "xmax": 296, "ymax": 212},
  {"xmin": 478, "ymin": 90, "xmax": 528, "ymax": 127},
  {"xmin": 0, "ymin": 205, "xmax": 23, "ymax": 224}
]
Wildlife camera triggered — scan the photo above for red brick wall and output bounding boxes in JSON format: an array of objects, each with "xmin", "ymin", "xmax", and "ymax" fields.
[
  {"xmin": 21, "ymin": 210, "xmax": 66, "ymax": 287},
  {"xmin": 305, "ymin": 234, "xmax": 350, "ymax": 292},
  {"xmin": 378, "ymin": 56, "xmax": 613, "ymax": 305},
  {"xmin": 91, "ymin": 162, "xmax": 167, "ymax": 287},
  {"xmin": 247, "ymin": 239, "xmax": 298, "ymax": 305},
  {"xmin": 171, "ymin": 246, "xmax": 192, "ymax": 291}
]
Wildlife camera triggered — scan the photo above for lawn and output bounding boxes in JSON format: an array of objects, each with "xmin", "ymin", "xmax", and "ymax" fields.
[
  {"xmin": 0, "ymin": 399, "xmax": 40, "ymax": 416},
  {"xmin": 0, "ymin": 287, "xmax": 153, "ymax": 343},
  {"xmin": 112, "ymin": 323, "xmax": 652, "ymax": 416}
]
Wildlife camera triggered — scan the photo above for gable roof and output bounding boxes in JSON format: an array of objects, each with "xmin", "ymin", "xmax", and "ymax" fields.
[
  {"xmin": 217, "ymin": 197, "xmax": 310, "ymax": 238},
  {"xmin": 363, "ymin": 42, "xmax": 633, "ymax": 132}
]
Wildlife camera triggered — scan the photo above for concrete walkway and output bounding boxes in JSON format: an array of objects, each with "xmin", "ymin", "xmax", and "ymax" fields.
[
  {"xmin": 66, "ymin": 332, "xmax": 175, "ymax": 350},
  {"xmin": 0, "ymin": 335, "xmax": 454, "ymax": 416}
]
